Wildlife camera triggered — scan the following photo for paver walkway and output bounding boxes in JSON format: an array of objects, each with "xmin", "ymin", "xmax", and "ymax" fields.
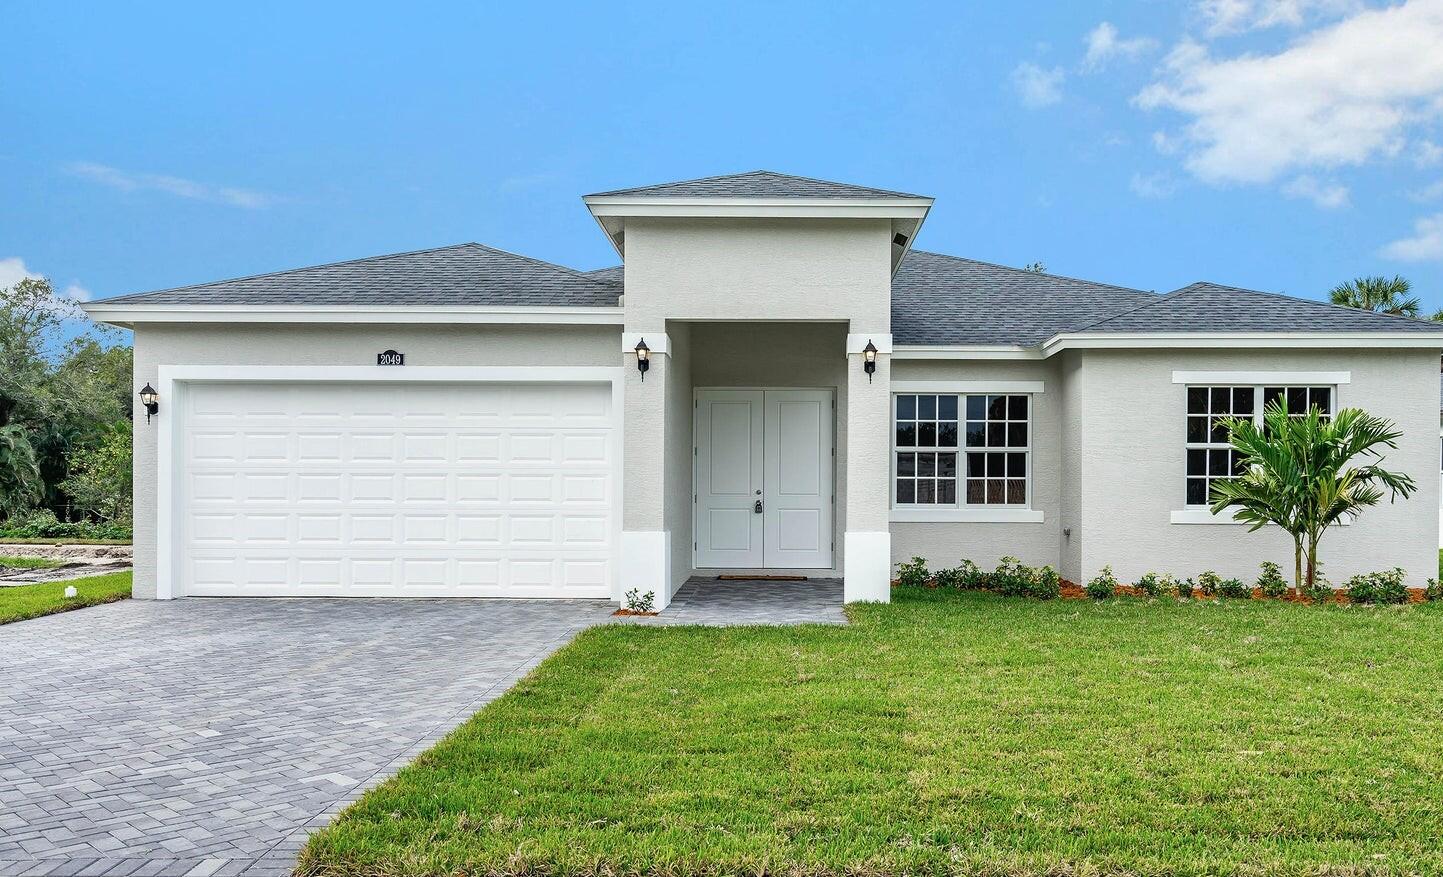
[{"xmin": 0, "ymin": 581, "xmax": 845, "ymax": 877}]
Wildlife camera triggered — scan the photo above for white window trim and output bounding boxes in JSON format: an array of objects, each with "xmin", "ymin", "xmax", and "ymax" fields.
[
  {"xmin": 152, "ymin": 365, "xmax": 626, "ymax": 601},
  {"xmin": 889, "ymin": 389, "xmax": 1042, "ymax": 523},
  {"xmin": 1174, "ymin": 381, "xmax": 1336, "ymax": 525},
  {"xmin": 1171, "ymin": 370, "xmax": 1351, "ymax": 385}
]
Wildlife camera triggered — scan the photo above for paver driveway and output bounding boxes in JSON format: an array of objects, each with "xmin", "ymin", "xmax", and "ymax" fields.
[{"xmin": 0, "ymin": 598, "xmax": 614, "ymax": 877}]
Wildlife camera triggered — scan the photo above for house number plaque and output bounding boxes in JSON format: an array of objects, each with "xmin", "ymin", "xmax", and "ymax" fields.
[{"xmin": 376, "ymin": 350, "xmax": 405, "ymax": 366}]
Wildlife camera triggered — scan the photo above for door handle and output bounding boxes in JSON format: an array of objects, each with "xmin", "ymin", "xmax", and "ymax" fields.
[{"xmin": 754, "ymin": 499, "xmax": 764, "ymax": 514}]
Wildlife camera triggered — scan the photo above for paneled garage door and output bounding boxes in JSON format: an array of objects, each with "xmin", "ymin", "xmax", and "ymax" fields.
[{"xmin": 178, "ymin": 381, "xmax": 615, "ymax": 598}]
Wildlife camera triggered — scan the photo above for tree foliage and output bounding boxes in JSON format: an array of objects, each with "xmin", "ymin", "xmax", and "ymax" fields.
[
  {"xmin": 1211, "ymin": 401, "xmax": 1416, "ymax": 593},
  {"xmin": 0, "ymin": 276, "xmax": 132, "ymax": 524},
  {"xmin": 1328, "ymin": 275, "xmax": 1421, "ymax": 317}
]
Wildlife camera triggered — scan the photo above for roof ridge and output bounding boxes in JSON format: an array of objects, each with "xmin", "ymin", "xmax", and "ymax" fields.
[
  {"xmin": 1066, "ymin": 287, "xmax": 1194, "ymax": 333},
  {"xmin": 97, "ymin": 243, "xmax": 484, "ymax": 303},
  {"xmin": 1180, "ymin": 280, "xmax": 1443, "ymax": 328},
  {"xmin": 460, "ymin": 242, "xmax": 618, "ymax": 291},
  {"xmin": 907, "ymin": 249, "xmax": 1154, "ymax": 297},
  {"xmin": 585, "ymin": 169, "xmax": 924, "ymax": 199}
]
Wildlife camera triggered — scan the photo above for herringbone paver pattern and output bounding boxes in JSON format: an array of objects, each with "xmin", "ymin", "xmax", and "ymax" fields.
[{"xmin": 0, "ymin": 598, "xmax": 614, "ymax": 877}]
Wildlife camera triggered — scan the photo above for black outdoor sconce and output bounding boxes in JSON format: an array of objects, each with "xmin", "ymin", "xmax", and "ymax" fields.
[
  {"xmin": 634, "ymin": 338, "xmax": 651, "ymax": 381},
  {"xmin": 138, "ymin": 383, "xmax": 160, "ymax": 423},
  {"xmin": 862, "ymin": 340, "xmax": 878, "ymax": 382}
]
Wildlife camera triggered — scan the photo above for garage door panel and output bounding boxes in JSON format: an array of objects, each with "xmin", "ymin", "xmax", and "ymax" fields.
[{"xmin": 178, "ymin": 381, "xmax": 613, "ymax": 598}]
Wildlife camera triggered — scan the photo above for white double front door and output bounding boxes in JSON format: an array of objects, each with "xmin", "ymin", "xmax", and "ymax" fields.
[{"xmin": 694, "ymin": 389, "xmax": 834, "ymax": 569}]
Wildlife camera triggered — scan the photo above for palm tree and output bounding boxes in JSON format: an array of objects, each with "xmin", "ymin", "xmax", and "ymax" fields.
[
  {"xmin": 1329, "ymin": 275, "xmax": 1421, "ymax": 317},
  {"xmin": 0, "ymin": 424, "xmax": 43, "ymax": 520},
  {"xmin": 1211, "ymin": 402, "xmax": 1416, "ymax": 593}
]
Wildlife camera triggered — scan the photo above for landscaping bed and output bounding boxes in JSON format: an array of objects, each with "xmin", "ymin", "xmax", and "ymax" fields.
[
  {"xmin": 0, "ymin": 571, "xmax": 133, "ymax": 625},
  {"xmin": 300, "ymin": 587, "xmax": 1443, "ymax": 877}
]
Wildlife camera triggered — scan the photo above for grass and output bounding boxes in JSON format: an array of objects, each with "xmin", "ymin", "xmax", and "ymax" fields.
[
  {"xmin": 0, "ymin": 571, "xmax": 132, "ymax": 625},
  {"xmin": 0, "ymin": 537, "xmax": 132, "ymax": 545},
  {"xmin": 301, "ymin": 588, "xmax": 1443, "ymax": 877},
  {"xmin": 0, "ymin": 555, "xmax": 64, "ymax": 569}
]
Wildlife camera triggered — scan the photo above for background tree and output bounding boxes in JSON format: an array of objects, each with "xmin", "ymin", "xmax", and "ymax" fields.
[
  {"xmin": 0, "ymin": 276, "xmax": 132, "ymax": 525},
  {"xmin": 1328, "ymin": 275, "xmax": 1421, "ymax": 317},
  {"xmin": 60, "ymin": 420, "xmax": 133, "ymax": 522},
  {"xmin": 1212, "ymin": 402, "xmax": 1416, "ymax": 593}
]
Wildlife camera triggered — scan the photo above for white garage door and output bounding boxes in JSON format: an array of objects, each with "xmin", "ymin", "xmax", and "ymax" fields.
[{"xmin": 178, "ymin": 381, "xmax": 615, "ymax": 598}]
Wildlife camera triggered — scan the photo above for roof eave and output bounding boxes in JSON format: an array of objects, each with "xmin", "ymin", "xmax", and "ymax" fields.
[
  {"xmin": 80, "ymin": 302, "xmax": 626, "ymax": 329},
  {"xmin": 1040, "ymin": 331, "xmax": 1443, "ymax": 355}
]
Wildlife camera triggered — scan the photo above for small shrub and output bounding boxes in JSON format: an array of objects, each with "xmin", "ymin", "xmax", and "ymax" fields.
[
  {"xmin": 624, "ymin": 589, "xmax": 655, "ymax": 613},
  {"xmin": 1085, "ymin": 565, "xmax": 1119, "ymax": 600},
  {"xmin": 1256, "ymin": 561, "xmax": 1288, "ymax": 598},
  {"xmin": 1345, "ymin": 568, "xmax": 1408, "ymax": 605},
  {"xmin": 932, "ymin": 565, "xmax": 964, "ymax": 590},
  {"xmin": 1196, "ymin": 570, "xmax": 1222, "ymax": 597},
  {"xmin": 1301, "ymin": 577, "xmax": 1334, "ymax": 606},
  {"xmin": 1217, "ymin": 577, "xmax": 1250, "ymax": 599},
  {"xmin": 1177, "ymin": 578, "xmax": 1195, "ymax": 599},
  {"xmin": 1030, "ymin": 565, "xmax": 1061, "ymax": 599},
  {"xmin": 1426, "ymin": 578, "xmax": 1443, "ymax": 602},
  {"xmin": 1134, "ymin": 572, "xmax": 1166, "ymax": 598},
  {"xmin": 0, "ymin": 508, "xmax": 132, "ymax": 541},
  {"xmin": 935, "ymin": 559, "xmax": 988, "ymax": 590},
  {"xmin": 895, "ymin": 556, "xmax": 930, "ymax": 589},
  {"xmin": 992, "ymin": 556, "xmax": 1032, "ymax": 597}
]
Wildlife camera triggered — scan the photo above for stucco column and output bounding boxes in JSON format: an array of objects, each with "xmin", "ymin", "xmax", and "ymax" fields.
[
  {"xmin": 620, "ymin": 332, "xmax": 673, "ymax": 608},
  {"xmin": 844, "ymin": 333, "xmax": 892, "ymax": 602}
]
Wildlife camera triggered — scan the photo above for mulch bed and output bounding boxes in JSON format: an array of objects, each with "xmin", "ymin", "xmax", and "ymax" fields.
[
  {"xmin": 611, "ymin": 609, "xmax": 660, "ymax": 617},
  {"xmin": 1055, "ymin": 579, "xmax": 1429, "ymax": 604}
]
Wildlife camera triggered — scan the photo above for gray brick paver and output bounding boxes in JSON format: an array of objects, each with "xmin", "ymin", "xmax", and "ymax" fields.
[{"xmin": 2, "ymin": 582, "xmax": 840, "ymax": 876}]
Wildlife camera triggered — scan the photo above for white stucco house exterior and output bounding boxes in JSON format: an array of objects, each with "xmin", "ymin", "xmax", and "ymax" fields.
[{"xmin": 84, "ymin": 171, "xmax": 1443, "ymax": 607}]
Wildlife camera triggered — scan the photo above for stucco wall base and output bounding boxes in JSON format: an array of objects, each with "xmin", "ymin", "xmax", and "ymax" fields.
[
  {"xmin": 844, "ymin": 531, "xmax": 891, "ymax": 603},
  {"xmin": 619, "ymin": 530, "xmax": 672, "ymax": 610}
]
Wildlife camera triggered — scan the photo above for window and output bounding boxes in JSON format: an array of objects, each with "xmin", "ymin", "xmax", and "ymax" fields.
[
  {"xmin": 894, "ymin": 393, "xmax": 1029, "ymax": 507},
  {"xmin": 1185, "ymin": 385, "xmax": 1332, "ymax": 506}
]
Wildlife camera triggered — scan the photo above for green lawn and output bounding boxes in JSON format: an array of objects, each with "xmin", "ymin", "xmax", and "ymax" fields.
[
  {"xmin": 0, "ymin": 555, "xmax": 64, "ymax": 569},
  {"xmin": 300, "ymin": 588, "xmax": 1443, "ymax": 877},
  {"xmin": 0, "ymin": 571, "xmax": 132, "ymax": 625}
]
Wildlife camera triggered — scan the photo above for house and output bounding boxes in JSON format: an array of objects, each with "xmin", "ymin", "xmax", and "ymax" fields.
[{"xmin": 84, "ymin": 171, "xmax": 1443, "ymax": 607}]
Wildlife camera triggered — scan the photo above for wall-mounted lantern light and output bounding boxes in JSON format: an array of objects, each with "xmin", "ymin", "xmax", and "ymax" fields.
[
  {"xmin": 634, "ymin": 338, "xmax": 651, "ymax": 381},
  {"xmin": 138, "ymin": 383, "xmax": 160, "ymax": 422},
  {"xmin": 862, "ymin": 340, "xmax": 878, "ymax": 382}
]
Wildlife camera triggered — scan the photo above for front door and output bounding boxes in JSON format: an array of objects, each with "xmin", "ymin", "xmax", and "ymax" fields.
[{"xmin": 694, "ymin": 389, "xmax": 833, "ymax": 569}]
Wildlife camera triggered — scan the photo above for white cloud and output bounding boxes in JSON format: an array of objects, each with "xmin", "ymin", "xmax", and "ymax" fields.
[
  {"xmin": 1380, "ymin": 212, "xmax": 1443, "ymax": 260},
  {"xmin": 1082, "ymin": 22, "xmax": 1158, "ymax": 72},
  {"xmin": 1414, "ymin": 139, "xmax": 1443, "ymax": 167},
  {"xmin": 65, "ymin": 161, "xmax": 279, "ymax": 209},
  {"xmin": 1130, "ymin": 171, "xmax": 1179, "ymax": 198},
  {"xmin": 1151, "ymin": 130, "xmax": 1182, "ymax": 155},
  {"xmin": 1409, "ymin": 179, "xmax": 1443, "ymax": 201},
  {"xmin": 0, "ymin": 257, "xmax": 90, "ymax": 311},
  {"xmin": 1011, "ymin": 62, "xmax": 1065, "ymax": 108},
  {"xmin": 1196, "ymin": 0, "xmax": 1362, "ymax": 36},
  {"xmin": 1135, "ymin": 2, "xmax": 1443, "ymax": 186},
  {"xmin": 1281, "ymin": 174, "xmax": 1351, "ymax": 208}
]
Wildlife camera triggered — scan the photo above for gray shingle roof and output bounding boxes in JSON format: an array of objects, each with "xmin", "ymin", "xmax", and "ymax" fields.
[
  {"xmin": 582, "ymin": 266, "xmax": 624, "ymax": 286},
  {"xmin": 96, "ymin": 243, "xmax": 621, "ymax": 307},
  {"xmin": 1075, "ymin": 282, "xmax": 1443, "ymax": 335},
  {"xmin": 586, "ymin": 170, "xmax": 928, "ymax": 200},
  {"xmin": 890, "ymin": 251, "xmax": 1157, "ymax": 345}
]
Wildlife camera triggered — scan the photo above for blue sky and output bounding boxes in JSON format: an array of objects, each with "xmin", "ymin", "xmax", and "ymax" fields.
[{"xmin": 4, "ymin": 0, "xmax": 1443, "ymax": 318}]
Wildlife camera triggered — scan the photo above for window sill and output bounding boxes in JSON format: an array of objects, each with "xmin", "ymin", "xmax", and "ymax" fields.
[
  {"xmin": 1170, "ymin": 508, "xmax": 1246, "ymax": 525},
  {"xmin": 890, "ymin": 508, "xmax": 1045, "ymax": 524}
]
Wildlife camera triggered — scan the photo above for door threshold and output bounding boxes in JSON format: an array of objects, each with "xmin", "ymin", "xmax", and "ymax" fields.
[{"xmin": 716, "ymin": 574, "xmax": 809, "ymax": 581}]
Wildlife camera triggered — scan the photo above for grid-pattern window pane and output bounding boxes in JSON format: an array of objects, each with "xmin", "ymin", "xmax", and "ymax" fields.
[
  {"xmin": 1185, "ymin": 385, "xmax": 1332, "ymax": 506},
  {"xmin": 1185, "ymin": 385, "xmax": 1250, "ymax": 506},
  {"xmin": 895, "ymin": 393, "xmax": 1030, "ymax": 508},
  {"xmin": 895, "ymin": 394, "xmax": 958, "ymax": 505}
]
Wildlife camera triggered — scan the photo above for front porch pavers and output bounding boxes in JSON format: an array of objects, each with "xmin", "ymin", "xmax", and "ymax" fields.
[
  {"xmin": 643, "ymin": 576, "xmax": 846, "ymax": 625},
  {"xmin": 0, "ymin": 581, "xmax": 846, "ymax": 877}
]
